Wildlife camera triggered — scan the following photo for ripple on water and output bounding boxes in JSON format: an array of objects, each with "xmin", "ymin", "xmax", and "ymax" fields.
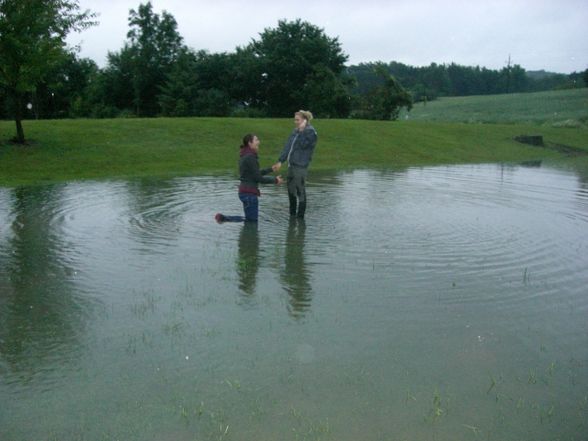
[
  {"xmin": 306, "ymin": 166, "xmax": 587, "ymax": 310},
  {"xmin": 1, "ymin": 164, "xmax": 587, "ymax": 440}
]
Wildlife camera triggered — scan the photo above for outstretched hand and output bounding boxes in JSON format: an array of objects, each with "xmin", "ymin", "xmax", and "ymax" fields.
[
  {"xmin": 272, "ymin": 162, "xmax": 282, "ymax": 172},
  {"xmin": 276, "ymin": 175, "xmax": 284, "ymax": 185}
]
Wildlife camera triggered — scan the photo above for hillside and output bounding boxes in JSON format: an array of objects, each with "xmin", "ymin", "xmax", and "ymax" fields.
[
  {"xmin": 401, "ymin": 88, "xmax": 588, "ymax": 125},
  {"xmin": 2, "ymin": 114, "xmax": 588, "ymax": 187}
]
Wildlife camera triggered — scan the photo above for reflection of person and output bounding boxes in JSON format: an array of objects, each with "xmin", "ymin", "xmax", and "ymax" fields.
[
  {"xmin": 282, "ymin": 220, "xmax": 312, "ymax": 318},
  {"xmin": 216, "ymin": 134, "xmax": 283, "ymax": 223},
  {"xmin": 237, "ymin": 222, "xmax": 260, "ymax": 296},
  {"xmin": 273, "ymin": 110, "xmax": 318, "ymax": 219}
]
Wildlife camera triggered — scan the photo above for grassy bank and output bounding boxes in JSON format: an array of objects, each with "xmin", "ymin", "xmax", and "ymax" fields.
[{"xmin": 1, "ymin": 114, "xmax": 588, "ymax": 187}]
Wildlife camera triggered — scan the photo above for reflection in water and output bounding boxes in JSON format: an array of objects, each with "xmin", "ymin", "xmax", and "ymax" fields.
[
  {"xmin": 0, "ymin": 186, "xmax": 85, "ymax": 384},
  {"xmin": 0, "ymin": 165, "xmax": 587, "ymax": 441},
  {"xmin": 281, "ymin": 219, "xmax": 312, "ymax": 318},
  {"xmin": 237, "ymin": 222, "xmax": 260, "ymax": 296}
]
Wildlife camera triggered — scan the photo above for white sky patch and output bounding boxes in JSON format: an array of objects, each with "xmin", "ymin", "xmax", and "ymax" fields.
[{"xmin": 68, "ymin": 0, "xmax": 588, "ymax": 73}]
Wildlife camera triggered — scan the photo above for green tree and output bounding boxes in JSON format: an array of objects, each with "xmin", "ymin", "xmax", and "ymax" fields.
[
  {"xmin": 100, "ymin": 47, "xmax": 137, "ymax": 116},
  {"xmin": 158, "ymin": 49, "xmax": 199, "ymax": 116},
  {"xmin": 191, "ymin": 51, "xmax": 234, "ymax": 116},
  {"xmin": 0, "ymin": 0, "xmax": 96, "ymax": 143},
  {"xmin": 124, "ymin": 1, "xmax": 184, "ymax": 116},
  {"xmin": 565, "ymin": 70, "xmax": 586, "ymax": 89},
  {"xmin": 32, "ymin": 52, "xmax": 98, "ymax": 118},
  {"xmin": 355, "ymin": 63, "xmax": 412, "ymax": 120},
  {"xmin": 505, "ymin": 64, "xmax": 528, "ymax": 93},
  {"xmin": 498, "ymin": 57, "xmax": 529, "ymax": 93},
  {"xmin": 302, "ymin": 63, "xmax": 352, "ymax": 118},
  {"xmin": 192, "ymin": 88, "xmax": 231, "ymax": 116},
  {"xmin": 248, "ymin": 19, "xmax": 350, "ymax": 117},
  {"xmin": 228, "ymin": 47, "xmax": 267, "ymax": 113},
  {"xmin": 447, "ymin": 63, "xmax": 473, "ymax": 95},
  {"xmin": 159, "ymin": 49, "xmax": 236, "ymax": 117},
  {"xmin": 419, "ymin": 62, "xmax": 450, "ymax": 99}
]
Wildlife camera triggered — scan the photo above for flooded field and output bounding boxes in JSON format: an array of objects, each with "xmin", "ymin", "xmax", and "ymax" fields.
[{"xmin": 1, "ymin": 163, "xmax": 587, "ymax": 440}]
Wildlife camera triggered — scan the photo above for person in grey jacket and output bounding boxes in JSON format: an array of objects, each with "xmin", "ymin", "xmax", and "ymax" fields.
[{"xmin": 273, "ymin": 110, "xmax": 317, "ymax": 219}]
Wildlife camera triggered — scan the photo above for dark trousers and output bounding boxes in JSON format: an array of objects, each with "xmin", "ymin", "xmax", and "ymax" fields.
[{"xmin": 287, "ymin": 166, "xmax": 308, "ymax": 217}]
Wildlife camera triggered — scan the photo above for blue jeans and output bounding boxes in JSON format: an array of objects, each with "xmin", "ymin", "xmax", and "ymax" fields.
[{"xmin": 222, "ymin": 193, "xmax": 259, "ymax": 222}]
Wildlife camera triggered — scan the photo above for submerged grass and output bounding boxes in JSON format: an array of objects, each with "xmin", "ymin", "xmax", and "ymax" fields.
[{"xmin": 1, "ymin": 107, "xmax": 587, "ymax": 186}]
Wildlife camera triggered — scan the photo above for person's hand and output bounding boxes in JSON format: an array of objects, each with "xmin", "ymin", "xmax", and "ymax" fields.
[
  {"xmin": 276, "ymin": 175, "xmax": 284, "ymax": 185},
  {"xmin": 272, "ymin": 162, "xmax": 282, "ymax": 172}
]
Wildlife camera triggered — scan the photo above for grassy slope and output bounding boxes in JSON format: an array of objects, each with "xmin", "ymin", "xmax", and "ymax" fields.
[
  {"xmin": 401, "ymin": 88, "xmax": 588, "ymax": 125},
  {"xmin": 1, "ymin": 89, "xmax": 587, "ymax": 187}
]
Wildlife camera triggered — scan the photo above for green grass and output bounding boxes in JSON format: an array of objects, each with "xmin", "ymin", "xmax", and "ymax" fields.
[
  {"xmin": 401, "ymin": 88, "xmax": 588, "ymax": 125},
  {"xmin": 1, "ymin": 89, "xmax": 588, "ymax": 187}
]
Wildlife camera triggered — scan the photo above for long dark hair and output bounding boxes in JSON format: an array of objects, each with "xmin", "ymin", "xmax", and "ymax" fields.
[{"xmin": 240, "ymin": 133, "xmax": 256, "ymax": 149}]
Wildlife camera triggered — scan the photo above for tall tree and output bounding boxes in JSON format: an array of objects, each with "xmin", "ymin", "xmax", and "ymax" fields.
[
  {"xmin": 228, "ymin": 47, "xmax": 267, "ymax": 112},
  {"xmin": 33, "ymin": 52, "xmax": 98, "ymax": 118},
  {"xmin": 99, "ymin": 46, "xmax": 137, "ymax": 115},
  {"xmin": 158, "ymin": 49, "xmax": 199, "ymax": 117},
  {"xmin": 159, "ymin": 49, "xmax": 235, "ymax": 117},
  {"xmin": 0, "ymin": 0, "xmax": 96, "ymax": 143},
  {"xmin": 124, "ymin": 1, "xmax": 184, "ymax": 116},
  {"xmin": 302, "ymin": 63, "xmax": 352, "ymax": 118},
  {"xmin": 248, "ymin": 19, "xmax": 350, "ymax": 117},
  {"xmin": 355, "ymin": 63, "xmax": 412, "ymax": 120}
]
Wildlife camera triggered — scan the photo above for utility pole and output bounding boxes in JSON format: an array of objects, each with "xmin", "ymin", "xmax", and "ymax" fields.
[{"xmin": 505, "ymin": 54, "xmax": 512, "ymax": 93}]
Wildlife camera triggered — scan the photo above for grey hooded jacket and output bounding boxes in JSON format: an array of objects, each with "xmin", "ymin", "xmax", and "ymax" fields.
[{"xmin": 277, "ymin": 124, "xmax": 318, "ymax": 168}]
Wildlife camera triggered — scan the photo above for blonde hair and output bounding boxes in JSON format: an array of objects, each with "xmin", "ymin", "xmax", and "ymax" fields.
[{"xmin": 296, "ymin": 110, "xmax": 313, "ymax": 121}]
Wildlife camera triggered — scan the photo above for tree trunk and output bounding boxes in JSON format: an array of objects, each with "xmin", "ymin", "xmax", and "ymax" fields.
[
  {"xmin": 15, "ymin": 117, "xmax": 25, "ymax": 144},
  {"xmin": 11, "ymin": 92, "xmax": 26, "ymax": 144}
]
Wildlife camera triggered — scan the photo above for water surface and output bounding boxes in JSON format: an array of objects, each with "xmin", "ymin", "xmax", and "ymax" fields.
[{"xmin": 1, "ymin": 163, "xmax": 587, "ymax": 440}]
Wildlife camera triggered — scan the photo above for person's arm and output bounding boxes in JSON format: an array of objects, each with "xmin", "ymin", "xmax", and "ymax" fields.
[
  {"xmin": 273, "ymin": 133, "xmax": 293, "ymax": 171},
  {"xmin": 246, "ymin": 156, "xmax": 278, "ymax": 184},
  {"xmin": 260, "ymin": 166, "xmax": 273, "ymax": 176},
  {"xmin": 277, "ymin": 132, "xmax": 295, "ymax": 163}
]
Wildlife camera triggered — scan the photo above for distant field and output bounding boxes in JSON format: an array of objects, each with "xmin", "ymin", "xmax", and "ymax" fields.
[{"xmin": 401, "ymin": 88, "xmax": 588, "ymax": 125}]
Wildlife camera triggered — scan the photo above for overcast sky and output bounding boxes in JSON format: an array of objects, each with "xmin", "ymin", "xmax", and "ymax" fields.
[{"xmin": 67, "ymin": 0, "xmax": 588, "ymax": 74}]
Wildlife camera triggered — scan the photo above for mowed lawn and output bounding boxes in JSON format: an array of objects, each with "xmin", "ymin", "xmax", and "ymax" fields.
[{"xmin": 1, "ymin": 88, "xmax": 587, "ymax": 187}]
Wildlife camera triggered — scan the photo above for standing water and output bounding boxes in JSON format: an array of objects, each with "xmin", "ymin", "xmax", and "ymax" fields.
[{"xmin": 0, "ymin": 163, "xmax": 587, "ymax": 441}]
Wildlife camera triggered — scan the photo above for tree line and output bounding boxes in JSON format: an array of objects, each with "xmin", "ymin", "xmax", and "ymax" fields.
[
  {"xmin": 349, "ymin": 62, "xmax": 587, "ymax": 102},
  {"xmin": 1, "ymin": 1, "xmax": 586, "ymax": 143}
]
